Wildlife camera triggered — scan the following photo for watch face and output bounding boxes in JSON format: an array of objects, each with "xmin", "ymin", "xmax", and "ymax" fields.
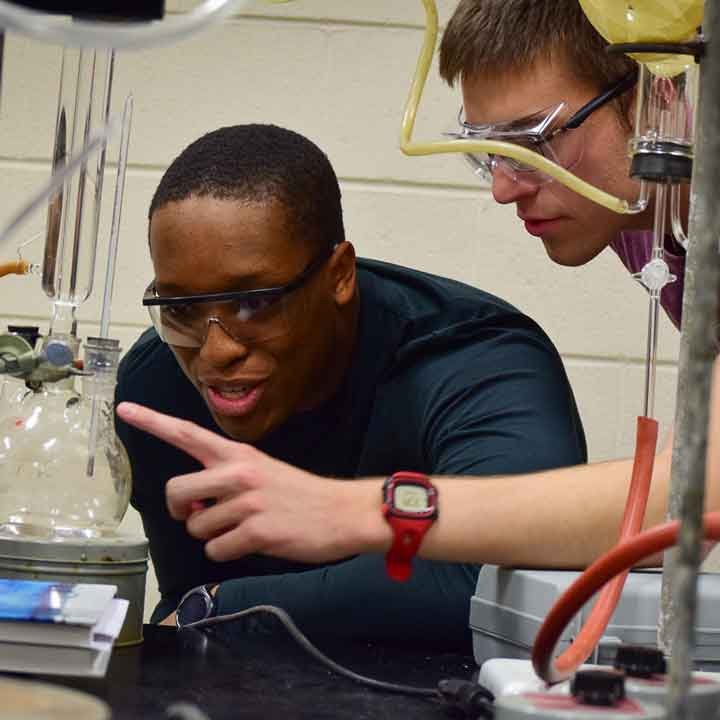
[
  {"xmin": 393, "ymin": 484, "xmax": 430, "ymax": 513},
  {"xmin": 176, "ymin": 586, "xmax": 213, "ymax": 628}
]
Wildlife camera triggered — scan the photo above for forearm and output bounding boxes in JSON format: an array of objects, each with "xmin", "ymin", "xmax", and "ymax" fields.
[
  {"xmin": 350, "ymin": 449, "xmax": 675, "ymax": 569},
  {"xmin": 213, "ymin": 555, "xmax": 476, "ymax": 650},
  {"xmin": 424, "ymin": 454, "xmax": 672, "ymax": 567}
]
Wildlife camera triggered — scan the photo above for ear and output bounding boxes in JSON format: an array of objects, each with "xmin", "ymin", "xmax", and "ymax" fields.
[
  {"xmin": 328, "ymin": 241, "xmax": 357, "ymax": 307},
  {"xmin": 622, "ymin": 82, "xmax": 638, "ymax": 131}
]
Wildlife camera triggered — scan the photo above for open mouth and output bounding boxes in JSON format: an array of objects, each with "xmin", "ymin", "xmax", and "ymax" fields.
[{"xmin": 205, "ymin": 382, "xmax": 266, "ymax": 418}]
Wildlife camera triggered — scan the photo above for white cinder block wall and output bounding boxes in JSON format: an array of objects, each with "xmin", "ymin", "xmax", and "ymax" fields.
[{"xmin": 0, "ymin": 1, "xmax": 685, "ymax": 620}]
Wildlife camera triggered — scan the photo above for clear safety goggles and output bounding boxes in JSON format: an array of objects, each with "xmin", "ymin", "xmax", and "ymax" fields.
[
  {"xmin": 449, "ymin": 71, "xmax": 638, "ymax": 187},
  {"xmin": 142, "ymin": 245, "xmax": 334, "ymax": 349}
]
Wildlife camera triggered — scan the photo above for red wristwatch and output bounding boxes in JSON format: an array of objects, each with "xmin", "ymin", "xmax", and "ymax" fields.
[{"xmin": 382, "ymin": 471, "xmax": 438, "ymax": 582}]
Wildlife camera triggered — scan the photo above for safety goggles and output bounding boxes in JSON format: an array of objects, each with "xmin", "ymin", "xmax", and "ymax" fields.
[
  {"xmin": 450, "ymin": 71, "xmax": 638, "ymax": 186},
  {"xmin": 143, "ymin": 244, "xmax": 334, "ymax": 349}
]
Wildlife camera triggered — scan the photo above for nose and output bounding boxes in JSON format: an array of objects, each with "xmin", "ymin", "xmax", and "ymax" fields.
[
  {"xmin": 198, "ymin": 318, "xmax": 250, "ymax": 367},
  {"xmin": 490, "ymin": 166, "xmax": 540, "ymax": 205}
]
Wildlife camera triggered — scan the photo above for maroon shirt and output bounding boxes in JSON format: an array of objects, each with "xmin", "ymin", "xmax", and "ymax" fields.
[{"xmin": 609, "ymin": 230, "xmax": 686, "ymax": 330}]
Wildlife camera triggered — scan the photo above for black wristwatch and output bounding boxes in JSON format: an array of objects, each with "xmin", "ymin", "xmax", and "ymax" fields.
[{"xmin": 176, "ymin": 584, "xmax": 219, "ymax": 629}]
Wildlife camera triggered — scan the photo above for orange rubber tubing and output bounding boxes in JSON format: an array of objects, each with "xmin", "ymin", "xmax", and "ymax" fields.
[
  {"xmin": 534, "ymin": 415, "xmax": 659, "ymax": 684},
  {"xmin": 0, "ymin": 260, "xmax": 29, "ymax": 278},
  {"xmin": 533, "ymin": 512, "xmax": 720, "ymax": 682}
]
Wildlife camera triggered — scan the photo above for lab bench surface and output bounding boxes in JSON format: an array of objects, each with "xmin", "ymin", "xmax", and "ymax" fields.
[{"xmin": 14, "ymin": 624, "xmax": 477, "ymax": 719}]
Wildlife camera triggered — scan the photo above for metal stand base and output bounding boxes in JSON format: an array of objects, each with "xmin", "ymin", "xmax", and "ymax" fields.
[{"xmin": 0, "ymin": 533, "xmax": 148, "ymax": 645}]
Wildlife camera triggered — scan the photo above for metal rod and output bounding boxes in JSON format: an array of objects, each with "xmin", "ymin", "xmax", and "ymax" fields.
[
  {"xmin": 661, "ymin": 3, "xmax": 720, "ymax": 717},
  {"xmin": 0, "ymin": 32, "xmax": 4, "ymax": 112}
]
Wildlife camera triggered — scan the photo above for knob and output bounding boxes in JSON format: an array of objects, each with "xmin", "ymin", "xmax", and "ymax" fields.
[
  {"xmin": 571, "ymin": 669, "xmax": 625, "ymax": 706},
  {"xmin": 614, "ymin": 645, "xmax": 667, "ymax": 678}
]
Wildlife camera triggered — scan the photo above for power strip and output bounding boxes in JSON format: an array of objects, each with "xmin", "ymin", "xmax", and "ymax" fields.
[{"xmin": 479, "ymin": 658, "xmax": 720, "ymax": 720}]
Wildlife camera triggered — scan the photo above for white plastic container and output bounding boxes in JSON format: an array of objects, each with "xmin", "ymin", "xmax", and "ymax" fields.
[{"xmin": 470, "ymin": 566, "xmax": 720, "ymax": 670}]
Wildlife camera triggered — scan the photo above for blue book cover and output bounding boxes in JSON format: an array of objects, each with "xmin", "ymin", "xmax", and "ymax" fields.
[{"xmin": 0, "ymin": 579, "xmax": 117, "ymax": 626}]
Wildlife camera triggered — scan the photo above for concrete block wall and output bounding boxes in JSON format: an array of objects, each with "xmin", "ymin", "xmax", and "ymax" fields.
[{"xmin": 0, "ymin": 1, "xmax": 685, "ymax": 619}]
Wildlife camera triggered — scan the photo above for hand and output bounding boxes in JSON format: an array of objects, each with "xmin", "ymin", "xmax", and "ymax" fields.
[{"xmin": 116, "ymin": 402, "xmax": 389, "ymax": 564}]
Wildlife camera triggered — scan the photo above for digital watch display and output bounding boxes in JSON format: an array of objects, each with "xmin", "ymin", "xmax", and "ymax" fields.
[{"xmin": 382, "ymin": 471, "xmax": 438, "ymax": 581}]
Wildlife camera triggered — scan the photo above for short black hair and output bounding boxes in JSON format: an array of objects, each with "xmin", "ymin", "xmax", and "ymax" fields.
[{"xmin": 149, "ymin": 124, "xmax": 345, "ymax": 251}]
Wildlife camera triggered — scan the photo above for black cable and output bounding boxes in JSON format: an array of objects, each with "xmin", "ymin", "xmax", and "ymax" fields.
[
  {"xmin": 606, "ymin": 41, "xmax": 705, "ymax": 60},
  {"xmin": 185, "ymin": 604, "xmax": 496, "ymax": 717},
  {"xmin": 186, "ymin": 604, "xmax": 439, "ymax": 697},
  {"xmin": 438, "ymin": 678, "xmax": 495, "ymax": 719}
]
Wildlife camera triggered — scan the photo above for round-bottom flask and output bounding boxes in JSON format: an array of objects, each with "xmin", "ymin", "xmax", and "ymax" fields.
[
  {"xmin": 0, "ymin": 337, "xmax": 131, "ymax": 539},
  {"xmin": 0, "ymin": 375, "xmax": 31, "ymax": 417}
]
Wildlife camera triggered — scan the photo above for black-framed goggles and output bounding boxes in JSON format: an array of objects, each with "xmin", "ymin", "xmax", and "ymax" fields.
[
  {"xmin": 449, "ymin": 70, "xmax": 639, "ymax": 186},
  {"xmin": 143, "ymin": 244, "xmax": 335, "ymax": 348}
]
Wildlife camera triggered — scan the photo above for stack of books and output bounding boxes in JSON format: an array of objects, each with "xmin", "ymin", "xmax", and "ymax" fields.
[{"xmin": 0, "ymin": 578, "xmax": 128, "ymax": 677}]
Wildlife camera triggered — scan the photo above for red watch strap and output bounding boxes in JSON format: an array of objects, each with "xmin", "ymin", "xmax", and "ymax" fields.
[{"xmin": 384, "ymin": 515, "xmax": 433, "ymax": 582}]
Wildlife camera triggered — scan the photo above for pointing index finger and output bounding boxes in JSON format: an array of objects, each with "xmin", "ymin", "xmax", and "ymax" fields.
[{"xmin": 116, "ymin": 401, "xmax": 236, "ymax": 468}]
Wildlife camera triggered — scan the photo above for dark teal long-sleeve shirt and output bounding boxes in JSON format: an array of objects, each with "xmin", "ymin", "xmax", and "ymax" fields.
[{"xmin": 116, "ymin": 258, "xmax": 586, "ymax": 651}]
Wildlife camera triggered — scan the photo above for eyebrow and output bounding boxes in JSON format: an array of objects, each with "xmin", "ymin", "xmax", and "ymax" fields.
[
  {"xmin": 500, "ymin": 112, "xmax": 551, "ymax": 131},
  {"xmin": 153, "ymin": 265, "xmax": 284, "ymax": 297},
  {"xmin": 463, "ymin": 105, "xmax": 559, "ymax": 132},
  {"xmin": 155, "ymin": 281, "xmax": 254, "ymax": 300}
]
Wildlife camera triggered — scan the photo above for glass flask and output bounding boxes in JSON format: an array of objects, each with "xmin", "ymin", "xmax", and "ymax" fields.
[
  {"xmin": 0, "ymin": 376, "xmax": 31, "ymax": 418},
  {"xmin": 0, "ymin": 337, "xmax": 131, "ymax": 540},
  {"xmin": 0, "ymin": 327, "xmax": 39, "ymax": 417}
]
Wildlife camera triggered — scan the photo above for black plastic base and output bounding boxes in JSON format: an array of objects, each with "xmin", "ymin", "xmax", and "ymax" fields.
[
  {"xmin": 7, "ymin": 1, "xmax": 164, "ymax": 20},
  {"xmin": 630, "ymin": 153, "xmax": 693, "ymax": 182}
]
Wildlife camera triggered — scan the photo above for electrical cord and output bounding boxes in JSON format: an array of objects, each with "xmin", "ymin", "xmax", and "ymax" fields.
[
  {"xmin": 185, "ymin": 604, "xmax": 439, "ymax": 697},
  {"xmin": 438, "ymin": 678, "xmax": 494, "ymax": 719},
  {"xmin": 182, "ymin": 604, "xmax": 498, "ymax": 718},
  {"xmin": 164, "ymin": 682, "xmax": 494, "ymax": 720}
]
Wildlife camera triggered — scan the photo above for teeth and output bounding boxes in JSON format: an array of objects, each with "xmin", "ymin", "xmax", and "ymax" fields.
[{"xmin": 214, "ymin": 386, "xmax": 250, "ymax": 398}]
